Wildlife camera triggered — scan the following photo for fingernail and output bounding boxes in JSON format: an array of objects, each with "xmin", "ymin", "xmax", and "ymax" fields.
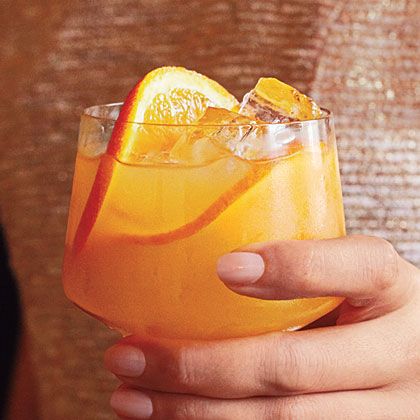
[
  {"xmin": 104, "ymin": 345, "xmax": 146, "ymax": 377},
  {"xmin": 111, "ymin": 389, "xmax": 153, "ymax": 419},
  {"xmin": 217, "ymin": 252, "xmax": 265, "ymax": 285}
]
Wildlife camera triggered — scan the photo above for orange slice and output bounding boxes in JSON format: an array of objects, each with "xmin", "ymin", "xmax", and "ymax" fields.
[
  {"xmin": 123, "ymin": 163, "xmax": 271, "ymax": 245},
  {"xmin": 109, "ymin": 67, "xmax": 239, "ymax": 162},
  {"xmin": 72, "ymin": 67, "xmax": 239, "ymax": 254}
]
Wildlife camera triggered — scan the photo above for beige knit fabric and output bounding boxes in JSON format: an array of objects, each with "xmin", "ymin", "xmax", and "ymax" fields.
[{"xmin": 0, "ymin": 0, "xmax": 418, "ymax": 418}]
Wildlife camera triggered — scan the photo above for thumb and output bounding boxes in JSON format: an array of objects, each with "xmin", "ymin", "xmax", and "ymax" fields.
[{"xmin": 217, "ymin": 236, "xmax": 417, "ymax": 320}]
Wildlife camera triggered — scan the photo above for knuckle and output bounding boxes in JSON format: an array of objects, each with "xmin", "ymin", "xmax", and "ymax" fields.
[
  {"xmin": 262, "ymin": 241, "xmax": 322, "ymax": 296},
  {"xmin": 296, "ymin": 245, "xmax": 322, "ymax": 292},
  {"xmin": 267, "ymin": 397, "xmax": 314, "ymax": 420},
  {"xmin": 261, "ymin": 335, "xmax": 316, "ymax": 395},
  {"xmin": 405, "ymin": 323, "xmax": 420, "ymax": 372},
  {"xmin": 174, "ymin": 346, "xmax": 200, "ymax": 390},
  {"xmin": 270, "ymin": 243, "xmax": 319, "ymax": 294},
  {"xmin": 171, "ymin": 399, "xmax": 211, "ymax": 420},
  {"xmin": 373, "ymin": 237, "xmax": 399, "ymax": 290},
  {"xmin": 263, "ymin": 241, "xmax": 286, "ymax": 278}
]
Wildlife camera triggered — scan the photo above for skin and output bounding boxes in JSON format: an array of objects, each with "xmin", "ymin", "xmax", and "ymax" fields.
[{"xmin": 104, "ymin": 235, "xmax": 420, "ymax": 419}]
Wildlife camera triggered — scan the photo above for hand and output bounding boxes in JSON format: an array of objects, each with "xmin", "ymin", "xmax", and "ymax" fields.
[{"xmin": 104, "ymin": 236, "xmax": 420, "ymax": 419}]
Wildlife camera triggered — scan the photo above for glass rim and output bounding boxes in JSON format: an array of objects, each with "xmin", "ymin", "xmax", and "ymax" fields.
[{"xmin": 82, "ymin": 102, "xmax": 332, "ymax": 128}]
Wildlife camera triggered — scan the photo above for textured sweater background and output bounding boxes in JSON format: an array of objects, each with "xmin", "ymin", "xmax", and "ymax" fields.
[{"xmin": 0, "ymin": 1, "xmax": 418, "ymax": 418}]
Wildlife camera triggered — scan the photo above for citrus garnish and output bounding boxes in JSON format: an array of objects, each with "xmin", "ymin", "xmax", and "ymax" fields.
[
  {"xmin": 109, "ymin": 67, "xmax": 239, "ymax": 162},
  {"xmin": 73, "ymin": 67, "xmax": 239, "ymax": 254},
  {"xmin": 123, "ymin": 164, "xmax": 270, "ymax": 245}
]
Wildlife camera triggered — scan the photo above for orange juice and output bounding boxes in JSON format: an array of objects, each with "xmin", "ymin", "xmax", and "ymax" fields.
[{"xmin": 63, "ymin": 119, "xmax": 345, "ymax": 339}]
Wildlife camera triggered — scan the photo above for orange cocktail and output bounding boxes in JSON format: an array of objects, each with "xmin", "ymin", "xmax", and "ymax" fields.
[{"xmin": 62, "ymin": 68, "xmax": 345, "ymax": 339}]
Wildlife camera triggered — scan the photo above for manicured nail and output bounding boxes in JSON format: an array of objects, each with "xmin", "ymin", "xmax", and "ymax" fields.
[
  {"xmin": 217, "ymin": 252, "xmax": 265, "ymax": 285},
  {"xmin": 104, "ymin": 345, "xmax": 146, "ymax": 377},
  {"xmin": 111, "ymin": 389, "xmax": 153, "ymax": 419}
]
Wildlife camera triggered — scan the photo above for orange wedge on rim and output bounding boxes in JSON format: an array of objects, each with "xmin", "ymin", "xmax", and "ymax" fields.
[
  {"xmin": 72, "ymin": 67, "xmax": 239, "ymax": 254},
  {"xmin": 109, "ymin": 66, "xmax": 239, "ymax": 161}
]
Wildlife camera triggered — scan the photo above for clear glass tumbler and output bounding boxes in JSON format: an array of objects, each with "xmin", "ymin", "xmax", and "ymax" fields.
[{"xmin": 62, "ymin": 104, "xmax": 345, "ymax": 339}]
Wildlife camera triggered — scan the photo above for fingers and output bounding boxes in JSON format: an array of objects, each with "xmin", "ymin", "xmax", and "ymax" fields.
[
  {"xmin": 217, "ymin": 235, "xmax": 417, "ymax": 310},
  {"xmin": 105, "ymin": 315, "xmax": 414, "ymax": 399},
  {"xmin": 111, "ymin": 385, "xmax": 420, "ymax": 420}
]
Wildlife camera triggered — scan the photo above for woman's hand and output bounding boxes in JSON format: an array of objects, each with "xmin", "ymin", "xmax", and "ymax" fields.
[{"xmin": 104, "ymin": 235, "xmax": 420, "ymax": 419}]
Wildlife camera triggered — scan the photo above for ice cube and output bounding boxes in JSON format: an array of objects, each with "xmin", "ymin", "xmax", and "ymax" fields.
[
  {"xmin": 240, "ymin": 90, "xmax": 295, "ymax": 123},
  {"xmin": 233, "ymin": 77, "xmax": 324, "ymax": 159},
  {"xmin": 170, "ymin": 106, "xmax": 302, "ymax": 164},
  {"xmin": 240, "ymin": 77, "xmax": 321, "ymax": 122},
  {"xmin": 169, "ymin": 128, "xmax": 227, "ymax": 165},
  {"xmin": 170, "ymin": 108, "xmax": 252, "ymax": 164},
  {"xmin": 78, "ymin": 115, "xmax": 114, "ymax": 157},
  {"xmin": 231, "ymin": 124, "xmax": 301, "ymax": 160}
]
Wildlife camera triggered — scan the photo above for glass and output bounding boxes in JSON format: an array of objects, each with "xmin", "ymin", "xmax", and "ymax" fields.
[{"xmin": 62, "ymin": 103, "xmax": 345, "ymax": 340}]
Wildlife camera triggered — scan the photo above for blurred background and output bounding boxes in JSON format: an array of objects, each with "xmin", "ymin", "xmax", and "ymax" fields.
[{"xmin": 0, "ymin": 0, "xmax": 418, "ymax": 418}]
